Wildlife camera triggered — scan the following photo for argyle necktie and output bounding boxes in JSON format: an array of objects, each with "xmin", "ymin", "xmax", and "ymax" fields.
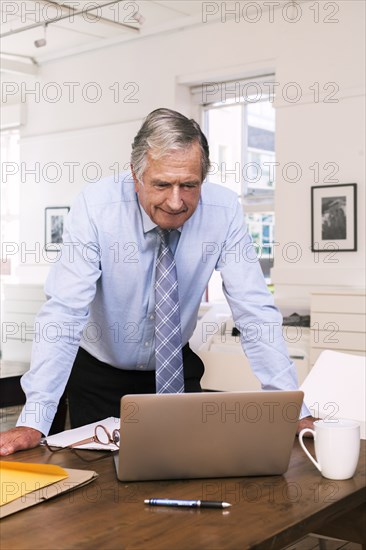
[{"xmin": 155, "ymin": 228, "xmax": 184, "ymax": 393}]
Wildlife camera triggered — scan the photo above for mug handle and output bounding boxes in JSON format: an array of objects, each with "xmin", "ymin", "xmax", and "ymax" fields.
[{"xmin": 298, "ymin": 428, "xmax": 321, "ymax": 472}]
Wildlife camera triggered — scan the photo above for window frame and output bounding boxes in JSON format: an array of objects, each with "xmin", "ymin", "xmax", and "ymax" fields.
[{"xmin": 195, "ymin": 77, "xmax": 277, "ymax": 290}]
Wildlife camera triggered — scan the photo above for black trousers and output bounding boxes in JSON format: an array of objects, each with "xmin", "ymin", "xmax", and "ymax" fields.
[{"xmin": 67, "ymin": 345, "xmax": 205, "ymax": 428}]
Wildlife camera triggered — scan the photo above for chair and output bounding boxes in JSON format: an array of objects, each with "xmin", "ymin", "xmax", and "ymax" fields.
[{"xmin": 300, "ymin": 350, "xmax": 365, "ymax": 439}]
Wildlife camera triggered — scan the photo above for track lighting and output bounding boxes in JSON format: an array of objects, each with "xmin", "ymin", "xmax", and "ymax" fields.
[{"xmin": 34, "ymin": 24, "xmax": 47, "ymax": 48}]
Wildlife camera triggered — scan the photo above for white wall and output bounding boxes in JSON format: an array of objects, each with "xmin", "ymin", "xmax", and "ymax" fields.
[
  {"xmin": 3, "ymin": 0, "xmax": 365, "ymax": 306},
  {"xmin": 271, "ymin": 2, "xmax": 365, "ymax": 306}
]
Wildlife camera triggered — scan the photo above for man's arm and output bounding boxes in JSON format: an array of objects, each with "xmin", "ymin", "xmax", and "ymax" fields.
[
  {"xmin": 7, "ymin": 191, "xmax": 101, "ymax": 450},
  {"xmin": 217, "ymin": 199, "xmax": 312, "ymax": 420},
  {"xmin": 0, "ymin": 427, "xmax": 42, "ymax": 456}
]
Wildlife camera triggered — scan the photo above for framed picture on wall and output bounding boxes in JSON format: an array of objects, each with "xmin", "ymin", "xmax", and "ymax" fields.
[
  {"xmin": 45, "ymin": 207, "xmax": 70, "ymax": 251},
  {"xmin": 311, "ymin": 184, "xmax": 357, "ymax": 252}
]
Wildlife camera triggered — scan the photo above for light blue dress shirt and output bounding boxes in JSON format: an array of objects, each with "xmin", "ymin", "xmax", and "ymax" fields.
[{"xmin": 18, "ymin": 173, "xmax": 309, "ymax": 434}]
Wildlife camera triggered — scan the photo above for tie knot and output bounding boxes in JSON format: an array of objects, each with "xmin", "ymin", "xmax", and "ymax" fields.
[{"xmin": 157, "ymin": 227, "xmax": 170, "ymax": 246}]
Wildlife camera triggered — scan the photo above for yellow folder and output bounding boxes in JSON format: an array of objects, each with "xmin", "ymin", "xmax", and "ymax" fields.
[
  {"xmin": 0, "ymin": 462, "xmax": 69, "ymax": 506},
  {"xmin": 0, "ymin": 461, "xmax": 98, "ymax": 518}
]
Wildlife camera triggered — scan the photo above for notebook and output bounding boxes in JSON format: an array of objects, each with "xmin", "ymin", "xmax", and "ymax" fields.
[{"xmin": 114, "ymin": 390, "xmax": 304, "ymax": 481}]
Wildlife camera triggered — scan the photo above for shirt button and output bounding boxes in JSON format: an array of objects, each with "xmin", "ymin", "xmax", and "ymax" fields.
[
  {"xmin": 149, "ymin": 314, "xmax": 155, "ymax": 320},
  {"xmin": 138, "ymin": 364, "xmax": 144, "ymax": 369},
  {"xmin": 144, "ymin": 341, "xmax": 150, "ymax": 347}
]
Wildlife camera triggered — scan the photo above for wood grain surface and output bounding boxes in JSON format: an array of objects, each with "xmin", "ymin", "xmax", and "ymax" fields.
[{"xmin": 0, "ymin": 440, "xmax": 365, "ymax": 550}]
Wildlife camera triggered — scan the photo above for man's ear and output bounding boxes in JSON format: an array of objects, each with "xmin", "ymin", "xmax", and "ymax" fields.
[{"xmin": 130, "ymin": 164, "xmax": 139, "ymax": 191}]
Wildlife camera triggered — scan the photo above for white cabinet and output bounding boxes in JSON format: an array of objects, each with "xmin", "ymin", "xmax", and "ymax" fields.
[{"xmin": 310, "ymin": 288, "xmax": 366, "ymax": 366}]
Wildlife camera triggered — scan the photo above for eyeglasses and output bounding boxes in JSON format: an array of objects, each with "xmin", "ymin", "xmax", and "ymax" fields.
[
  {"xmin": 42, "ymin": 424, "xmax": 120, "ymax": 462},
  {"xmin": 68, "ymin": 424, "xmax": 120, "ymax": 448}
]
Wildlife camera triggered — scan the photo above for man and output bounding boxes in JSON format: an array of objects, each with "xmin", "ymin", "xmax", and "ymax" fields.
[{"xmin": 0, "ymin": 108, "xmax": 313, "ymax": 455}]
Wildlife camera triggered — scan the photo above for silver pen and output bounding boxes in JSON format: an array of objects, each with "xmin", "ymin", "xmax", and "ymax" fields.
[{"xmin": 144, "ymin": 498, "xmax": 231, "ymax": 509}]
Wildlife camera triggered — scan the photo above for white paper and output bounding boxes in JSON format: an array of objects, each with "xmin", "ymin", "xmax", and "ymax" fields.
[{"xmin": 45, "ymin": 417, "xmax": 120, "ymax": 451}]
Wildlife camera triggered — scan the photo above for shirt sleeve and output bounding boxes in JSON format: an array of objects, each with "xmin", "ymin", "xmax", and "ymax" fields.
[
  {"xmin": 16, "ymin": 191, "xmax": 102, "ymax": 435},
  {"xmin": 217, "ymin": 200, "xmax": 311, "ymax": 419}
]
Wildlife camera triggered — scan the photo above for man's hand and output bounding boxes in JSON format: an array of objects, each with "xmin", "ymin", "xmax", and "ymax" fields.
[
  {"xmin": 0, "ymin": 427, "xmax": 42, "ymax": 456},
  {"xmin": 297, "ymin": 415, "xmax": 316, "ymax": 437}
]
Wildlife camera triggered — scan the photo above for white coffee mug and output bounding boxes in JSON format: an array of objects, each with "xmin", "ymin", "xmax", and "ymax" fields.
[{"xmin": 299, "ymin": 419, "xmax": 360, "ymax": 480}]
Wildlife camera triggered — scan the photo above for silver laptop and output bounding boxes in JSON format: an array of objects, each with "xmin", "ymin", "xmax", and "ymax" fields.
[{"xmin": 114, "ymin": 390, "xmax": 304, "ymax": 481}]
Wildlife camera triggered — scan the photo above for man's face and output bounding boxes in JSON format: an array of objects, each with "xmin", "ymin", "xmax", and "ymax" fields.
[{"xmin": 133, "ymin": 142, "xmax": 203, "ymax": 230}]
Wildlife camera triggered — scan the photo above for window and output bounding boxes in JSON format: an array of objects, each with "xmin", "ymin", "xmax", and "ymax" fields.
[
  {"xmin": 1, "ymin": 129, "xmax": 20, "ymax": 276},
  {"xmin": 193, "ymin": 77, "xmax": 276, "ymax": 299}
]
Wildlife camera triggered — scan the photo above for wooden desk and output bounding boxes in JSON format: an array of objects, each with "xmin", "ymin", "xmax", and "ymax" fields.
[
  {"xmin": 0, "ymin": 361, "xmax": 28, "ymax": 408},
  {"xmin": 1, "ymin": 440, "xmax": 365, "ymax": 549}
]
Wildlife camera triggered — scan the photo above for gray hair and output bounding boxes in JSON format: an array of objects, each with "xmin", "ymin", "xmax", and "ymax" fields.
[{"xmin": 131, "ymin": 108, "xmax": 210, "ymax": 182}]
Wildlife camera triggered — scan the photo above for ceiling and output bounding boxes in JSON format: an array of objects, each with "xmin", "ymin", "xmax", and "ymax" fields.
[{"xmin": 0, "ymin": 0, "xmax": 210, "ymax": 71}]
